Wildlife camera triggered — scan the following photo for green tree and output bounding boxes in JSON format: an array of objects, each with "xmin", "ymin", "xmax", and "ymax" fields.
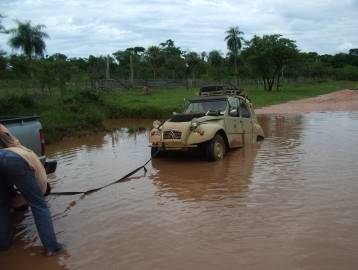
[
  {"xmin": 145, "ymin": 46, "xmax": 164, "ymax": 79},
  {"xmin": 88, "ymin": 55, "xmax": 107, "ymax": 80},
  {"xmin": 348, "ymin": 49, "xmax": 358, "ymax": 67},
  {"xmin": 33, "ymin": 58, "xmax": 56, "ymax": 95},
  {"xmin": 208, "ymin": 50, "xmax": 224, "ymax": 81},
  {"xmin": 335, "ymin": 65, "xmax": 358, "ymax": 80},
  {"xmin": 8, "ymin": 20, "xmax": 49, "ymax": 60},
  {"xmin": 0, "ymin": 51, "xmax": 7, "ymax": 78},
  {"xmin": 8, "ymin": 54, "xmax": 30, "ymax": 79},
  {"xmin": 113, "ymin": 47, "xmax": 146, "ymax": 81},
  {"xmin": 51, "ymin": 53, "xmax": 72, "ymax": 95},
  {"xmin": 243, "ymin": 34, "xmax": 299, "ymax": 91},
  {"xmin": 160, "ymin": 39, "xmax": 186, "ymax": 79},
  {"xmin": 200, "ymin": 51, "xmax": 207, "ymax": 61},
  {"xmin": 225, "ymin": 26, "xmax": 244, "ymax": 78},
  {"xmin": 0, "ymin": 14, "xmax": 8, "ymax": 76},
  {"xmin": 185, "ymin": 52, "xmax": 202, "ymax": 79},
  {"xmin": 349, "ymin": 48, "xmax": 358, "ymax": 57}
]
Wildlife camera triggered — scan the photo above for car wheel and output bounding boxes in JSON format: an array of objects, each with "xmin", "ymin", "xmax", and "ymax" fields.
[
  {"xmin": 205, "ymin": 134, "xmax": 226, "ymax": 161},
  {"xmin": 151, "ymin": 147, "xmax": 161, "ymax": 158}
]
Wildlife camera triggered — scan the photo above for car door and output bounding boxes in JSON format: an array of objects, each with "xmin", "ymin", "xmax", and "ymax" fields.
[
  {"xmin": 239, "ymin": 98, "xmax": 254, "ymax": 143},
  {"xmin": 225, "ymin": 97, "xmax": 244, "ymax": 147}
]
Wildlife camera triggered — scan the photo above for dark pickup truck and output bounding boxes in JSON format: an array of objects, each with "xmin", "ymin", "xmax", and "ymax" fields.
[{"xmin": 0, "ymin": 116, "xmax": 57, "ymax": 174}]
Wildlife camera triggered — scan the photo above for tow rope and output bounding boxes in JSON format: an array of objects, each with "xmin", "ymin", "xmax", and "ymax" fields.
[{"xmin": 50, "ymin": 152, "xmax": 156, "ymax": 196}]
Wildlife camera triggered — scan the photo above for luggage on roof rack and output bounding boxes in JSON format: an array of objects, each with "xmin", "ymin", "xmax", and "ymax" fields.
[{"xmin": 199, "ymin": 85, "xmax": 249, "ymax": 100}]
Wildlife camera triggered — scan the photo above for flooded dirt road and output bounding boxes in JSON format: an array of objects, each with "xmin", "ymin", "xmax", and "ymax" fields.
[
  {"xmin": 1, "ymin": 113, "xmax": 358, "ymax": 270},
  {"xmin": 256, "ymin": 89, "xmax": 358, "ymax": 114}
]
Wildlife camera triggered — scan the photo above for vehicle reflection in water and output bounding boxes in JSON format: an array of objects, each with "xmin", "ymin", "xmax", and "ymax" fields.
[
  {"xmin": 151, "ymin": 144, "xmax": 259, "ymax": 203},
  {"xmin": 1, "ymin": 113, "xmax": 358, "ymax": 270}
]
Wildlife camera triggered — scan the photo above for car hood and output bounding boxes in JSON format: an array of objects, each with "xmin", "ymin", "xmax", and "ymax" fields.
[
  {"xmin": 169, "ymin": 113, "xmax": 205, "ymax": 122},
  {"xmin": 169, "ymin": 113, "xmax": 223, "ymax": 123}
]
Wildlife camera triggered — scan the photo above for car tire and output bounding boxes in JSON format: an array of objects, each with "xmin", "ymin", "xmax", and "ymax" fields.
[
  {"xmin": 205, "ymin": 134, "xmax": 226, "ymax": 161},
  {"xmin": 151, "ymin": 147, "xmax": 161, "ymax": 158}
]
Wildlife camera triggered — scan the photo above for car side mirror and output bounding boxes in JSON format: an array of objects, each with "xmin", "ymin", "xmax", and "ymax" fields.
[{"xmin": 229, "ymin": 109, "xmax": 238, "ymax": 117}]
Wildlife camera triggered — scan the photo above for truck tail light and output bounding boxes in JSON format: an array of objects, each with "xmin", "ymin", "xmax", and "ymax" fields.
[{"xmin": 39, "ymin": 129, "xmax": 45, "ymax": 156}]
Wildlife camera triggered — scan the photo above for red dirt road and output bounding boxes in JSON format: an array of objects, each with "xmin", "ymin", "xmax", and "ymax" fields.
[{"xmin": 256, "ymin": 89, "xmax": 358, "ymax": 114}]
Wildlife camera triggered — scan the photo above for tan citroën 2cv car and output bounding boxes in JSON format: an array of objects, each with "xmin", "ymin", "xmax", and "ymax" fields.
[{"xmin": 149, "ymin": 85, "xmax": 264, "ymax": 161}]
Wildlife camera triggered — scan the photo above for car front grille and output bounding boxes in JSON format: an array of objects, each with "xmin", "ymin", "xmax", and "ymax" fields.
[{"xmin": 163, "ymin": 130, "xmax": 182, "ymax": 140}]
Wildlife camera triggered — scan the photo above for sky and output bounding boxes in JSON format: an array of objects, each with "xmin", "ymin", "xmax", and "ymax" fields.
[{"xmin": 0, "ymin": 0, "xmax": 357, "ymax": 57}]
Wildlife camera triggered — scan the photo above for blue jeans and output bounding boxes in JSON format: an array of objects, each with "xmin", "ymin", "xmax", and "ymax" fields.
[{"xmin": 0, "ymin": 150, "xmax": 61, "ymax": 252}]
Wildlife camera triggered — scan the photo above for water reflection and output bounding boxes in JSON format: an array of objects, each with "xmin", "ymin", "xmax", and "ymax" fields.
[
  {"xmin": 151, "ymin": 144, "xmax": 259, "ymax": 202},
  {"xmin": 258, "ymin": 114, "xmax": 304, "ymax": 139}
]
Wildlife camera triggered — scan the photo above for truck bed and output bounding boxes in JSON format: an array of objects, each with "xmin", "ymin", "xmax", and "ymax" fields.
[
  {"xmin": 0, "ymin": 116, "xmax": 57, "ymax": 174},
  {"xmin": 1, "ymin": 116, "xmax": 43, "ymax": 157},
  {"xmin": 0, "ymin": 116, "xmax": 40, "ymax": 124}
]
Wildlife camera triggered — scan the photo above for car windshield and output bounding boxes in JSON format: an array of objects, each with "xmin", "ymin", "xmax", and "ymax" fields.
[{"xmin": 184, "ymin": 99, "xmax": 227, "ymax": 114}]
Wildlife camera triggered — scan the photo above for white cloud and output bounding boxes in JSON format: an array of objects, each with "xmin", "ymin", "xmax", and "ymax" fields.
[{"xmin": 0, "ymin": 0, "xmax": 357, "ymax": 57}]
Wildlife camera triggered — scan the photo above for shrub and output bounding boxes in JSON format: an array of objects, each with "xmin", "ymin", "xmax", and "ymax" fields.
[{"xmin": 0, "ymin": 94, "xmax": 36, "ymax": 115}]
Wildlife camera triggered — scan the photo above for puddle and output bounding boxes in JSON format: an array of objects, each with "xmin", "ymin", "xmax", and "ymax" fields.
[{"xmin": 1, "ymin": 113, "xmax": 358, "ymax": 270}]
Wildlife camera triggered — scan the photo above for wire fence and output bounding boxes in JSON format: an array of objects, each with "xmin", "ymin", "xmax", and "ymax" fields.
[{"xmin": 0, "ymin": 77, "xmax": 333, "ymax": 97}]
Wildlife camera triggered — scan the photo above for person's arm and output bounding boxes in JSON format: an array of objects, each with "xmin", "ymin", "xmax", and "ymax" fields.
[{"xmin": 44, "ymin": 183, "xmax": 51, "ymax": 196}]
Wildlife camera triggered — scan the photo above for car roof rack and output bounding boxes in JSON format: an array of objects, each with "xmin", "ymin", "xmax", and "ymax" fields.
[{"xmin": 199, "ymin": 85, "xmax": 251, "ymax": 101}]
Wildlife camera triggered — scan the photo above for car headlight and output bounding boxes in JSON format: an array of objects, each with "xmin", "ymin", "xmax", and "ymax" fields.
[
  {"xmin": 153, "ymin": 120, "xmax": 161, "ymax": 129},
  {"xmin": 191, "ymin": 118, "xmax": 199, "ymax": 129},
  {"xmin": 151, "ymin": 129, "xmax": 160, "ymax": 136}
]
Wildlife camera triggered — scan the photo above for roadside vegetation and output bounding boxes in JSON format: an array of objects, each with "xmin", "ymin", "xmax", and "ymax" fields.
[{"xmin": 0, "ymin": 15, "xmax": 357, "ymax": 142}]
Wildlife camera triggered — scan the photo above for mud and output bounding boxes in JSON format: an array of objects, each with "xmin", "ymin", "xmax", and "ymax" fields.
[
  {"xmin": 1, "ymin": 91, "xmax": 358, "ymax": 270},
  {"xmin": 256, "ymin": 89, "xmax": 358, "ymax": 114}
]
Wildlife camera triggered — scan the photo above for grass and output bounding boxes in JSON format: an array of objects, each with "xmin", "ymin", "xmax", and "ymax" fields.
[
  {"xmin": 103, "ymin": 88, "xmax": 197, "ymax": 118},
  {"xmin": 0, "ymin": 90, "xmax": 106, "ymax": 142},
  {"xmin": 0, "ymin": 80, "xmax": 357, "ymax": 143}
]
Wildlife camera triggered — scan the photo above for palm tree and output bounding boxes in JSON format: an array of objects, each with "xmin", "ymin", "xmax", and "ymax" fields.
[
  {"xmin": 224, "ymin": 26, "xmax": 244, "ymax": 76},
  {"xmin": 8, "ymin": 20, "xmax": 49, "ymax": 60}
]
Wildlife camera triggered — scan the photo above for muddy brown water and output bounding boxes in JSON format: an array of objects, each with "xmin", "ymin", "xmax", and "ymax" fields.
[{"xmin": 1, "ymin": 113, "xmax": 358, "ymax": 270}]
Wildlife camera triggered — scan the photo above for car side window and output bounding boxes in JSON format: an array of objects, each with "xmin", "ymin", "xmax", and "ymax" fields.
[
  {"xmin": 228, "ymin": 97, "xmax": 239, "ymax": 117},
  {"xmin": 239, "ymin": 99, "xmax": 251, "ymax": 118}
]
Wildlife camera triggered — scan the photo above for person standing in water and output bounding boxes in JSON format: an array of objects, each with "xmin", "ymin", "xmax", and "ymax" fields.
[{"xmin": 0, "ymin": 124, "xmax": 62, "ymax": 256}]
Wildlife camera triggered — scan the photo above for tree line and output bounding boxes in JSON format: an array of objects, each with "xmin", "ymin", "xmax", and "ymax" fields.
[{"xmin": 0, "ymin": 16, "xmax": 357, "ymax": 92}]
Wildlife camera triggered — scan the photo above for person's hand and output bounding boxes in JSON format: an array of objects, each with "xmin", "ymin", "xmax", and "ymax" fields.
[
  {"xmin": 44, "ymin": 182, "xmax": 51, "ymax": 196},
  {"xmin": 12, "ymin": 194, "xmax": 28, "ymax": 211}
]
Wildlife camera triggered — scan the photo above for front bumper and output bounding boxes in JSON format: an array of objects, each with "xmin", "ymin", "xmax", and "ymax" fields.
[{"xmin": 150, "ymin": 142, "xmax": 198, "ymax": 150}]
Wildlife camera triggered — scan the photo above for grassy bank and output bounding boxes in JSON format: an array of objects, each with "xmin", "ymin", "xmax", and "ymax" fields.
[{"xmin": 0, "ymin": 80, "xmax": 356, "ymax": 143}]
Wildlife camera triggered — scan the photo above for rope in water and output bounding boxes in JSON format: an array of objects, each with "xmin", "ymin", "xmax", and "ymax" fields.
[{"xmin": 50, "ymin": 154, "xmax": 154, "ymax": 196}]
